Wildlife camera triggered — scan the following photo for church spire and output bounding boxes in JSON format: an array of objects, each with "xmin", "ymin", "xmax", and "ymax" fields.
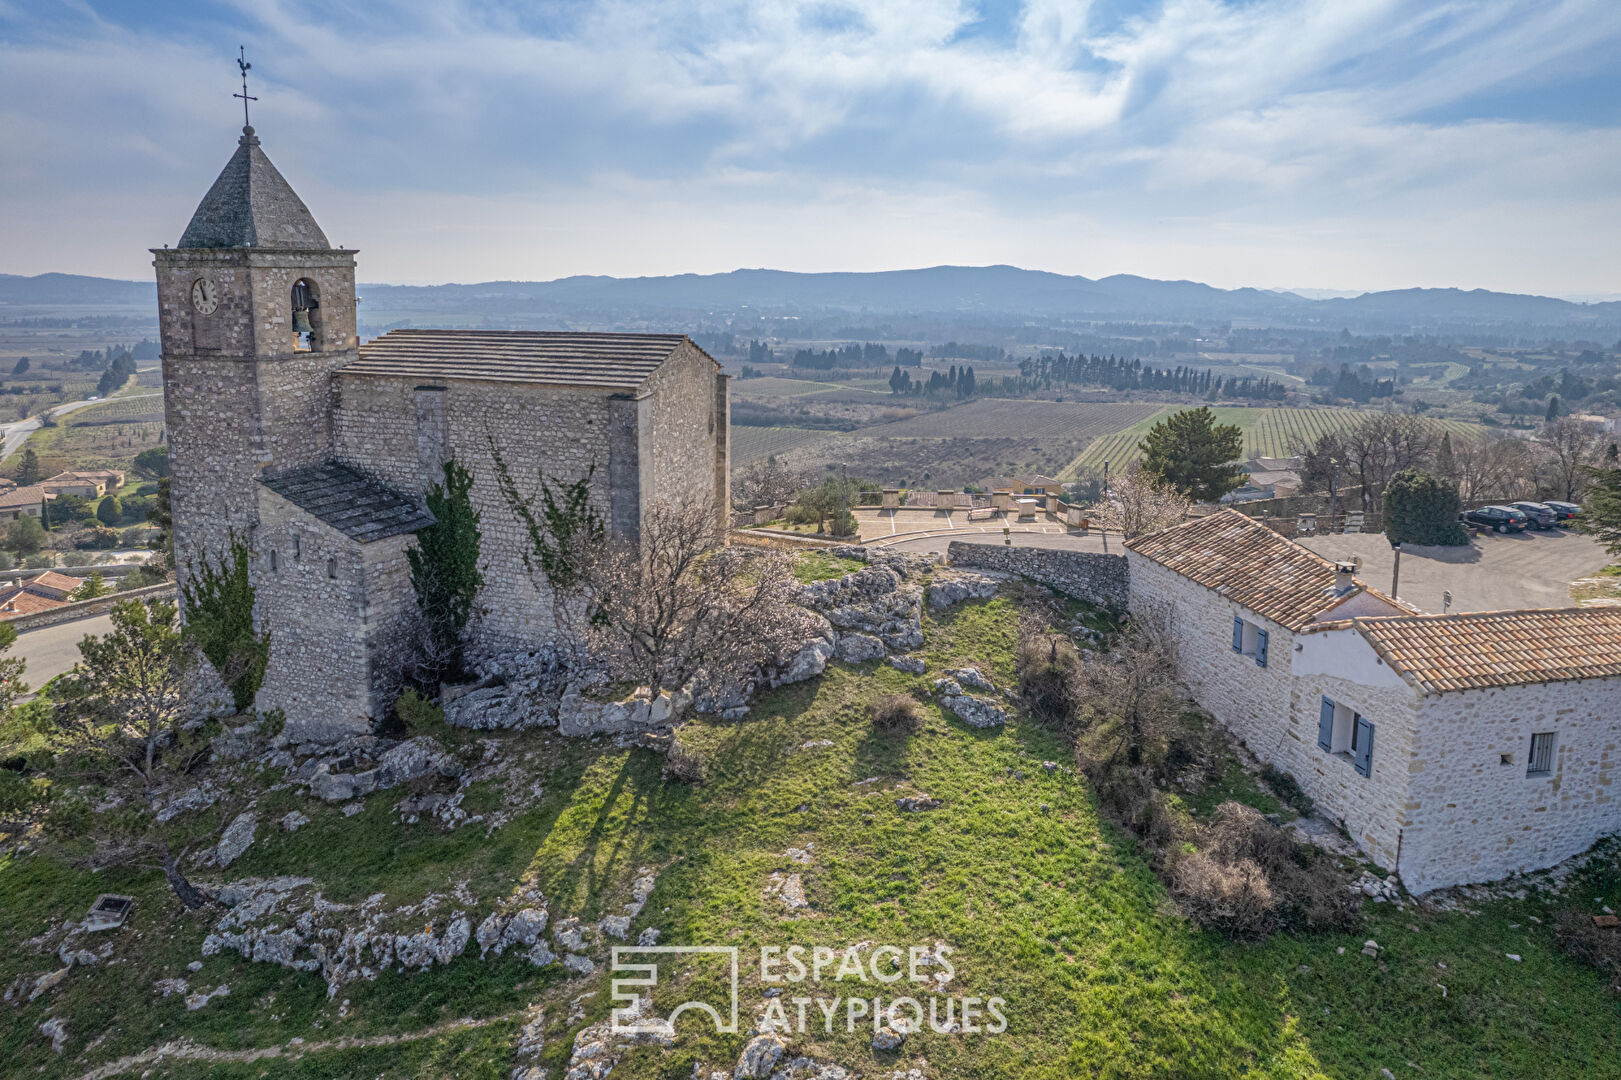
[{"xmin": 175, "ymin": 50, "xmax": 329, "ymax": 251}]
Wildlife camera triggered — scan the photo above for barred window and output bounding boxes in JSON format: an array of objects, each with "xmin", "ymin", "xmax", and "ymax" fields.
[{"xmin": 1527, "ymin": 732, "xmax": 1556, "ymax": 777}]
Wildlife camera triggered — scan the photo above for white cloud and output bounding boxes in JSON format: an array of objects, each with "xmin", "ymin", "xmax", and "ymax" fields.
[{"xmin": 1, "ymin": 0, "xmax": 1619, "ymax": 293}]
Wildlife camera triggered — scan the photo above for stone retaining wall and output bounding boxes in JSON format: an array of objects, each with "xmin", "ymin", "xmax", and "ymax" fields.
[
  {"xmin": 946, "ymin": 541, "xmax": 1128, "ymax": 613},
  {"xmin": 8, "ymin": 583, "xmax": 177, "ymax": 633}
]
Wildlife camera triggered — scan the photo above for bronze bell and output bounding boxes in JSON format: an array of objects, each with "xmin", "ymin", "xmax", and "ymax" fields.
[{"xmin": 291, "ymin": 307, "xmax": 314, "ymax": 334}]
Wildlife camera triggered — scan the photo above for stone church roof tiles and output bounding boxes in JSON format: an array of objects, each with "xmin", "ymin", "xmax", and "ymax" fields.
[
  {"xmin": 260, "ymin": 461, "xmax": 434, "ymax": 543},
  {"xmin": 178, "ymin": 128, "xmax": 331, "ymax": 250},
  {"xmin": 1125, "ymin": 508, "xmax": 1368, "ymax": 631},
  {"xmin": 1313, "ymin": 608, "xmax": 1621, "ymax": 694},
  {"xmin": 345, "ymin": 329, "xmax": 696, "ymax": 389}
]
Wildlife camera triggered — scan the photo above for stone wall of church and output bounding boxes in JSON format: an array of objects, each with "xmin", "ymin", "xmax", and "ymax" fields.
[
  {"xmin": 642, "ymin": 341, "xmax": 726, "ymax": 518},
  {"xmin": 156, "ymin": 250, "xmax": 356, "ymax": 579},
  {"xmin": 252, "ymin": 487, "xmax": 416, "ymax": 741},
  {"xmin": 333, "ymin": 374, "xmax": 618, "ymax": 656}
]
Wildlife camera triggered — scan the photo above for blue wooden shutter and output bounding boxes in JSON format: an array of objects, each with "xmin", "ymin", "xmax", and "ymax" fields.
[
  {"xmin": 1318, "ymin": 698, "xmax": 1335, "ymax": 751},
  {"xmin": 1353, "ymin": 717, "xmax": 1374, "ymax": 777},
  {"xmin": 1255, "ymin": 628, "xmax": 1269, "ymax": 668},
  {"xmin": 1232, "ymin": 616, "xmax": 1244, "ymax": 653}
]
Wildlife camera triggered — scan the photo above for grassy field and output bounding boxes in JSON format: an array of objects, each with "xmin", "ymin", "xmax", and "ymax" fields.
[
  {"xmin": 4, "ymin": 581, "xmax": 1619, "ymax": 1079},
  {"xmin": 1065, "ymin": 408, "xmax": 1483, "ymax": 477}
]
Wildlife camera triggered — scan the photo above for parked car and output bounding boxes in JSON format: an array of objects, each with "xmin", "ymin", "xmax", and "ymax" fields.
[
  {"xmin": 1462, "ymin": 505, "xmax": 1530, "ymax": 533},
  {"xmin": 1510, "ymin": 501, "xmax": 1559, "ymax": 530},
  {"xmin": 1543, "ymin": 500, "xmax": 1581, "ymax": 526}
]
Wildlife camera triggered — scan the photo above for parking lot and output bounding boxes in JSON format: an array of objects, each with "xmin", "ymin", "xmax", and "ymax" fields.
[{"xmin": 1300, "ymin": 528, "xmax": 1607, "ymax": 614}]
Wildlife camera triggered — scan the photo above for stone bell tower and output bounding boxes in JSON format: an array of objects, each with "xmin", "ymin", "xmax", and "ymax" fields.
[{"xmin": 153, "ymin": 122, "xmax": 358, "ymax": 575}]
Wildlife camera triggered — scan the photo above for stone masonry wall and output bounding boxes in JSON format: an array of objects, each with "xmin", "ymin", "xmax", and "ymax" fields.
[
  {"xmin": 1283, "ymin": 664, "xmax": 1416, "ymax": 875},
  {"xmin": 949, "ymin": 541, "xmax": 1128, "ymax": 613},
  {"xmin": 252, "ymin": 486, "xmax": 417, "ymax": 742},
  {"xmin": 642, "ymin": 341, "xmax": 725, "ymax": 518},
  {"xmin": 155, "ymin": 249, "xmax": 356, "ymax": 580},
  {"xmin": 334, "ymin": 374, "xmax": 617, "ymax": 657},
  {"xmin": 1124, "ymin": 553, "xmax": 1297, "ymax": 760},
  {"xmin": 1399, "ymin": 677, "xmax": 1621, "ymax": 893}
]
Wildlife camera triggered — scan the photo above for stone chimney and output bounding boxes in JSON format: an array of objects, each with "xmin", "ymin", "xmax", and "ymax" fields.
[{"xmin": 1334, "ymin": 561, "xmax": 1357, "ymax": 596}]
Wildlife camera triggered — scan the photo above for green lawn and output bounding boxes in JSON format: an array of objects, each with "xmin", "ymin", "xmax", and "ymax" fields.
[{"xmin": 3, "ymin": 592, "xmax": 1619, "ymax": 1078}]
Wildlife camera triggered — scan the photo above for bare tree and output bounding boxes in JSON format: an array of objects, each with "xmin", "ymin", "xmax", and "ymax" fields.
[
  {"xmin": 578, "ymin": 499, "xmax": 822, "ymax": 695},
  {"xmin": 1451, "ymin": 433, "xmax": 1539, "ymax": 504},
  {"xmin": 731, "ymin": 459, "xmax": 810, "ymax": 512},
  {"xmin": 1073, "ymin": 606, "xmax": 1184, "ymax": 769},
  {"xmin": 1097, "ymin": 464, "xmax": 1191, "ymax": 539},
  {"xmin": 1538, "ymin": 417, "xmax": 1601, "ymax": 502},
  {"xmin": 1340, "ymin": 413, "xmax": 1438, "ymax": 508}
]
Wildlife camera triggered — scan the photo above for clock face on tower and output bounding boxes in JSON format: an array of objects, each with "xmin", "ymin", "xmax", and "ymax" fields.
[{"xmin": 191, "ymin": 277, "xmax": 219, "ymax": 315}]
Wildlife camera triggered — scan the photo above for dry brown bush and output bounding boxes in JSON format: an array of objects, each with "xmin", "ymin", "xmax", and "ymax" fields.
[
  {"xmin": 1017, "ymin": 631, "xmax": 1084, "ymax": 726},
  {"xmin": 1169, "ymin": 850, "xmax": 1279, "ymax": 940},
  {"xmin": 662, "ymin": 734, "xmax": 709, "ymax": 785},
  {"xmin": 1206, "ymin": 802, "xmax": 1298, "ymax": 876},
  {"xmin": 1554, "ymin": 909, "xmax": 1621, "ymax": 991},
  {"xmin": 870, "ymin": 692, "xmax": 924, "ymax": 735}
]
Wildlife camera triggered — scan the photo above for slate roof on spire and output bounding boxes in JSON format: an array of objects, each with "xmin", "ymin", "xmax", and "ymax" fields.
[{"xmin": 178, "ymin": 127, "xmax": 330, "ymax": 250}]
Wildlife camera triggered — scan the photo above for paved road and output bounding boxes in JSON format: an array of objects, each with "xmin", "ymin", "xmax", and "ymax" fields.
[
  {"xmin": 11, "ymin": 614, "xmax": 111, "ymax": 689},
  {"xmin": 0, "ymin": 392, "xmax": 162, "ymax": 459},
  {"xmin": 1301, "ymin": 529, "xmax": 1609, "ymax": 614}
]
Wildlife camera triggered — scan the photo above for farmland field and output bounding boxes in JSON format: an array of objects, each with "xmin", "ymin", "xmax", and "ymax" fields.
[
  {"xmin": 756, "ymin": 398, "xmax": 1165, "ymax": 487},
  {"xmin": 731, "ymin": 425, "xmax": 836, "ymax": 464},
  {"xmin": 730, "ymin": 377, "xmax": 850, "ymax": 398},
  {"xmin": 1066, "ymin": 407, "xmax": 1482, "ymax": 475}
]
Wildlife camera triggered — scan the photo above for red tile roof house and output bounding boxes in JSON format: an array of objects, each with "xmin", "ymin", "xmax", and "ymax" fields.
[
  {"xmin": 0, "ymin": 484, "xmax": 55, "ymax": 522},
  {"xmin": 1124, "ymin": 509, "xmax": 1621, "ymax": 893}
]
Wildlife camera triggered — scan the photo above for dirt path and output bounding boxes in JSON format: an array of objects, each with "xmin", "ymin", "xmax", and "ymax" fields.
[{"xmin": 69, "ymin": 1010, "xmax": 519, "ymax": 1080}]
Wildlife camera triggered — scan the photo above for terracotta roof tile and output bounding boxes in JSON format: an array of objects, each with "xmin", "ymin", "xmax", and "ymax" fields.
[
  {"xmin": 1341, "ymin": 608, "xmax": 1621, "ymax": 694},
  {"xmin": 0, "ymin": 485, "xmax": 51, "ymax": 509},
  {"xmin": 0, "ymin": 587, "xmax": 69, "ymax": 617},
  {"xmin": 1124, "ymin": 508, "xmax": 1357, "ymax": 630},
  {"xmin": 25, "ymin": 571, "xmax": 87, "ymax": 598},
  {"xmin": 346, "ymin": 330, "xmax": 700, "ymax": 389}
]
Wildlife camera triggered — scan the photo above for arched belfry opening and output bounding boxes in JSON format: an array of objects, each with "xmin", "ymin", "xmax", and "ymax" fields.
[{"xmin": 291, "ymin": 277, "xmax": 321, "ymax": 351}]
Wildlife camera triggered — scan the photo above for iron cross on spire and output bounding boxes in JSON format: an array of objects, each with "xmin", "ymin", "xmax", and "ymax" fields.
[{"xmin": 233, "ymin": 45, "xmax": 257, "ymax": 128}]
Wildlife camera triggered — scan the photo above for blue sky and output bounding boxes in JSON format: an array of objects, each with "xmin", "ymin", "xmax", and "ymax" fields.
[{"xmin": 2, "ymin": 0, "xmax": 1619, "ymax": 294}]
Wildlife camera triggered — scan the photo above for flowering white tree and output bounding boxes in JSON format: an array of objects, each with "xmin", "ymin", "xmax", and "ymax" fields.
[{"xmin": 1098, "ymin": 465, "xmax": 1191, "ymax": 539}]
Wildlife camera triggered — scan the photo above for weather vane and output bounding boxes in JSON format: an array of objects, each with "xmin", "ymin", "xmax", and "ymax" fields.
[{"xmin": 233, "ymin": 45, "xmax": 257, "ymax": 128}]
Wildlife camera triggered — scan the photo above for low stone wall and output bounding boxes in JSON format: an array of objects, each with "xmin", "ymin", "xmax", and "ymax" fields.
[
  {"xmin": 8, "ymin": 583, "xmax": 176, "ymax": 632},
  {"xmin": 946, "ymin": 541, "xmax": 1128, "ymax": 613}
]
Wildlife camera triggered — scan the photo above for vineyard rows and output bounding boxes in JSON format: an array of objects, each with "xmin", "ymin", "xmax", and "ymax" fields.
[{"xmin": 1067, "ymin": 408, "xmax": 1483, "ymax": 475}]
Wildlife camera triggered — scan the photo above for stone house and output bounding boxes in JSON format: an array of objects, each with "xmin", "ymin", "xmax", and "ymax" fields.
[
  {"xmin": 0, "ymin": 485, "xmax": 54, "ymax": 523},
  {"xmin": 155, "ymin": 124, "xmax": 728, "ymax": 742},
  {"xmin": 1125, "ymin": 509, "xmax": 1621, "ymax": 892},
  {"xmin": 40, "ymin": 470, "xmax": 128, "ymax": 498}
]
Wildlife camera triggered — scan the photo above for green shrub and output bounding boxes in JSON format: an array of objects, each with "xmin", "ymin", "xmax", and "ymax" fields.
[
  {"xmin": 1259, "ymin": 763, "xmax": 1315, "ymax": 817},
  {"xmin": 394, "ymin": 688, "xmax": 447, "ymax": 736},
  {"xmin": 181, "ymin": 534, "xmax": 269, "ymax": 713},
  {"xmin": 1384, "ymin": 468, "xmax": 1469, "ymax": 546}
]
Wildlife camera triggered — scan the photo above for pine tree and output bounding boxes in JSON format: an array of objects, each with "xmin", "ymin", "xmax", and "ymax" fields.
[
  {"xmin": 1435, "ymin": 432, "xmax": 1457, "ymax": 478},
  {"xmin": 17, "ymin": 448, "xmax": 39, "ymax": 486},
  {"xmin": 1138, "ymin": 407, "xmax": 1245, "ymax": 503}
]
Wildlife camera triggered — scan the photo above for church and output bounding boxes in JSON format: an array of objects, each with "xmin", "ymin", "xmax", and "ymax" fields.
[{"xmin": 154, "ymin": 122, "xmax": 730, "ymax": 742}]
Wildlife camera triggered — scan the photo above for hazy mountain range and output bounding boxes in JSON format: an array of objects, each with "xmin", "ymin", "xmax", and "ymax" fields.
[{"xmin": 5, "ymin": 267, "xmax": 1619, "ymax": 335}]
